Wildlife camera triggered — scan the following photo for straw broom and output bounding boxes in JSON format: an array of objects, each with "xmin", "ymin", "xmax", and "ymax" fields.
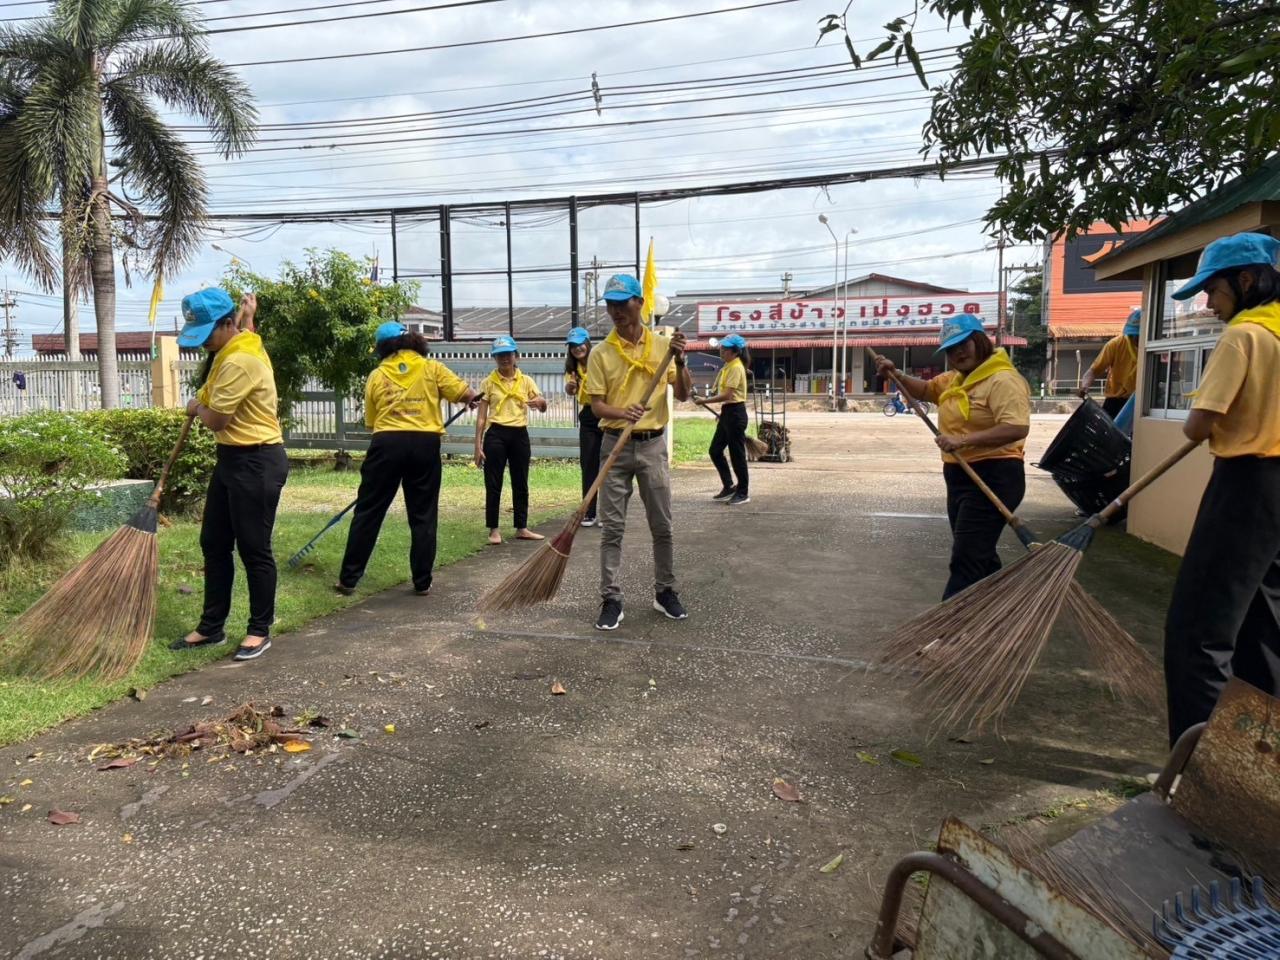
[
  {"xmin": 884, "ymin": 439, "xmax": 1201, "ymax": 734},
  {"xmin": 868, "ymin": 349, "xmax": 1161, "ymax": 709},
  {"xmin": 696, "ymin": 399, "xmax": 770, "ymax": 458},
  {"xmin": 0, "ymin": 416, "xmax": 196, "ymax": 681},
  {"xmin": 479, "ymin": 344, "xmax": 680, "ymax": 611}
]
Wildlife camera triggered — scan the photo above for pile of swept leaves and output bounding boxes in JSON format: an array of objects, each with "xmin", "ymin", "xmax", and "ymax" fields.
[{"xmin": 87, "ymin": 703, "xmax": 331, "ymax": 765}]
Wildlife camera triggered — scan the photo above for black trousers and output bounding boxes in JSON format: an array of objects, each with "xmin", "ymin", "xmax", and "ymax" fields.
[
  {"xmin": 339, "ymin": 431, "xmax": 441, "ymax": 593},
  {"xmin": 1165, "ymin": 456, "xmax": 1280, "ymax": 745},
  {"xmin": 483, "ymin": 424, "xmax": 531, "ymax": 530},
  {"xmin": 578, "ymin": 405, "xmax": 603, "ymax": 519},
  {"xmin": 198, "ymin": 444, "xmax": 289, "ymax": 638},
  {"xmin": 1102, "ymin": 394, "xmax": 1131, "ymax": 418},
  {"xmin": 709, "ymin": 402, "xmax": 750, "ymax": 496},
  {"xmin": 942, "ymin": 458, "xmax": 1025, "ymax": 600}
]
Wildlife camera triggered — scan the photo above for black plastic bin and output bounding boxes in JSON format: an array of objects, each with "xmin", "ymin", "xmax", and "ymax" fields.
[{"xmin": 1036, "ymin": 398, "xmax": 1132, "ymax": 518}]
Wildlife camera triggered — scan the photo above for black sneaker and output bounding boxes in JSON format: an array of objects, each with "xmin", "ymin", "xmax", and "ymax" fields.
[
  {"xmin": 653, "ymin": 589, "xmax": 688, "ymax": 620},
  {"xmin": 728, "ymin": 492, "xmax": 751, "ymax": 506},
  {"xmin": 169, "ymin": 630, "xmax": 225, "ymax": 651},
  {"xmin": 233, "ymin": 638, "xmax": 272, "ymax": 661},
  {"xmin": 595, "ymin": 598, "xmax": 624, "ymax": 631},
  {"xmin": 333, "ymin": 582, "xmax": 356, "ymax": 596},
  {"xmin": 712, "ymin": 487, "xmax": 736, "ymax": 502}
]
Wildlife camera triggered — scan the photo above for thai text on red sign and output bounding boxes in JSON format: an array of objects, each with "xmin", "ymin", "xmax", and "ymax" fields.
[{"xmin": 696, "ymin": 294, "xmax": 1001, "ymax": 335}]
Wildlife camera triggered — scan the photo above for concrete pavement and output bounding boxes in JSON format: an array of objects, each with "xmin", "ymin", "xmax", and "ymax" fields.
[{"xmin": 0, "ymin": 413, "xmax": 1176, "ymax": 960}]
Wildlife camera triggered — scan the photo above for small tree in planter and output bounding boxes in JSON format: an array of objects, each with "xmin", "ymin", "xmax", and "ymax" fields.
[
  {"xmin": 0, "ymin": 412, "xmax": 126, "ymax": 566},
  {"xmin": 224, "ymin": 250, "xmax": 420, "ymax": 421}
]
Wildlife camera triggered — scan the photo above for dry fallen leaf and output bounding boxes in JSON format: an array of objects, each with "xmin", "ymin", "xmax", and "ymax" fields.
[
  {"xmin": 856, "ymin": 752, "xmax": 880, "ymax": 765},
  {"xmin": 20, "ymin": 804, "xmax": 32, "ymax": 814},
  {"xmin": 0, "ymin": 796, "xmax": 14, "ymax": 806},
  {"xmin": 121, "ymin": 833, "xmax": 134, "ymax": 844},
  {"xmin": 18, "ymin": 779, "xmax": 32, "ymax": 788},
  {"xmin": 979, "ymin": 758, "xmax": 996, "ymax": 765},
  {"xmin": 819, "ymin": 853, "xmax": 845, "ymax": 874},
  {"xmin": 550, "ymin": 682, "xmax": 567, "ymax": 696},
  {"xmin": 200, "ymin": 696, "xmax": 214, "ymax": 706},
  {"xmin": 47, "ymin": 810, "xmax": 80, "ymax": 826},
  {"xmin": 282, "ymin": 741, "xmax": 311, "ymax": 754},
  {"xmin": 97, "ymin": 758, "xmax": 138, "ymax": 772},
  {"xmin": 129, "ymin": 688, "xmax": 147, "ymax": 702},
  {"xmin": 772, "ymin": 778, "xmax": 802, "ymax": 802},
  {"xmin": 384, "ymin": 724, "xmax": 396, "ymax": 735}
]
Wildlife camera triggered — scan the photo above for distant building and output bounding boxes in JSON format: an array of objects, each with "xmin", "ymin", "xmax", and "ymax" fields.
[{"xmin": 31, "ymin": 331, "xmax": 180, "ymax": 357}]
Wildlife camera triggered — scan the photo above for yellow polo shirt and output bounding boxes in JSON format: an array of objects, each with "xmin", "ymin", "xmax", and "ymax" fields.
[
  {"xmin": 715, "ymin": 357, "xmax": 748, "ymax": 403},
  {"xmin": 480, "ymin": 370, "xmax": 540, "ymax": 428},
  {"xmin": 364, "ymin": 350, "xmax": 471, "ymax": 433},
  {"xmin": 925, "ymin": 368, "xmax": 1031, "ymax": 463},
  {"xmin": 197, "ymin": 332, "xmax": 282, "ymax": 447},
  {"xmin": 565, "ymin": 362, "xmax": 590, "ymax": 405},
  {"xmin": 585, "ymin": 327, "xmax": 678, "ymax": 432},
  {"xmin": 1192, "ymin": 304, "xmax": 1280, "ymax": 458},
  {"xmin": 1091, "ymin": 334, "xmax": 1138, "ymax": 398}
]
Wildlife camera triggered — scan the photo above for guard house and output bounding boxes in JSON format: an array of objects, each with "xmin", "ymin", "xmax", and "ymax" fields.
[{"xmin": 1093, "ymin": 156, "xmax": 1280, "ymax": 554}]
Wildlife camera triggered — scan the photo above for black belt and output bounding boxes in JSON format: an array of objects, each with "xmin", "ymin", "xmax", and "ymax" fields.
[
  {"xmin": 604, "ymin": 426, "xmax": 665, "ymax": 442},
  {"xmin": 217, "ymin": 442, "xmax": 284, "ymax": 453}
]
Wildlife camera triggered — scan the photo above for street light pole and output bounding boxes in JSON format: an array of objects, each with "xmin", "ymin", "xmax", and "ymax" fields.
[
  {"xmin": 211, "ymin": 243, "xmax": 254, "ymax": 272},
  {"xmin": 818, "ymin": 214, "xmax": 839, "ymax": 411},
  {"xmin": 840, "ymin": 228, "xmax": 857, "ymax": 402}
]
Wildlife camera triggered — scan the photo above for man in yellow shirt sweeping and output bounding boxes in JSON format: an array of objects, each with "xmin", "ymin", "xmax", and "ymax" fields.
[
  {"xmin": 586, "ymin": 274, "xmax": 693, "ymax": 630},
  {"xmin": 1078, "ymin": 309, "xmax": 1140, "ymax": 417}
]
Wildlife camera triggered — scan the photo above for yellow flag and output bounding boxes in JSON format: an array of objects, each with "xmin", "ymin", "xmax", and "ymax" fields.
[
  {"xmin": 641, "ymin": 237, "xmax": 657, "ymax": 324},
  {"xmin": 146, "ymin": 276, "xmax": 165, "ymax": 327}
]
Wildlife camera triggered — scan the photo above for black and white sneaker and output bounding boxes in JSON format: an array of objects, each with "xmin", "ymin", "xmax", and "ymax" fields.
[
  {"xmin": 595, "ymin": 599, "xmax": 624, "ymax": 631},
  {"xmin": 580, "ymin": 515, "xmax": 596, "ymax": 528},
  {"xmin": 233, "ymin": 638, "xmax": 272, "ymax": 661},
  {"xmin": 653, "ymin": 589, "xmax": 688, "ymax": 620},
  {"xmin": 712, "ymin": 487, "xmax": 736, "ymax": 502},
  {"xmin": 728, "ymin": 492, "xmax": 751, "ymax": 506}
]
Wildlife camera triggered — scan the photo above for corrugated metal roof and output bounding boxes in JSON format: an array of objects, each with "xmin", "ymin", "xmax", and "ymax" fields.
[
  {"xmin": 1048, "ymin": 324, "xmax": 1120, "ymax": 339},
  {"xmin": 1095, "ymin": 155, "xmax": 1280, "ymax": 265}
]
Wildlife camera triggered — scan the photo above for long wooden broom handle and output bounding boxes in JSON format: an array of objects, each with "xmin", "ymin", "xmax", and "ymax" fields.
[
  {"xmin": 1093, "ymin": 438, "xmax": 1201, "ymax": 525},
  {"xmin": 576, "ymin": 344, "xmax": 680, "ymax": 513},
  {"xmin": 147, "ymin": 415, "xmax": 196, "ymax": 508},
  {"xmin": 867, "ymin": 348, "xmax": 1024, "ymax": 530}
]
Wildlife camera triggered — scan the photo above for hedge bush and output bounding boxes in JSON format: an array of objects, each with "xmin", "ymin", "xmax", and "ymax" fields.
[
  {"xmin": 81, "ymin": 409, "xmax": 218, "ymax": 513},
  {"xmin": 0, "ymin": 412, "xmax": 126, "ymax": 565}
]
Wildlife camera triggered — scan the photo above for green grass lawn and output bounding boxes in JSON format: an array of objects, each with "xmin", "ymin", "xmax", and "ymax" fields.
[{"xmin": 0, "ymin": 459, "xmax": 582, "ymax": 746}]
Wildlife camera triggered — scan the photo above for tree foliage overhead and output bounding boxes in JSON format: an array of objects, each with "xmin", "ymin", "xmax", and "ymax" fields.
[
  {"xmin": 224, "ymin": 250, "xmax": 420, "ymax": 419},
  {"xmin": 821, "ymin": 1, "xmax": 1280, "ymax": 241}
]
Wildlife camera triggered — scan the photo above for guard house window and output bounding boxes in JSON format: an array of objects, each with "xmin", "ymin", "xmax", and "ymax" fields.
[{"xmin": 1144, "ymin": 260, "xmax": 1221, "ymax": 420}]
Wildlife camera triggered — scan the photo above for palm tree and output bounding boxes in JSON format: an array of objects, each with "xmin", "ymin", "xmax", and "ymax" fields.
[{"xmin": 0, "ymin": 0, "xmax": 256, "ymax": 407}]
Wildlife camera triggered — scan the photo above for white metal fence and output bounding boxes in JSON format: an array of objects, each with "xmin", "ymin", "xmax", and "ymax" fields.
[{"xmin": 0, "ymin": 354, "xmax": 159, "ymax": 417}]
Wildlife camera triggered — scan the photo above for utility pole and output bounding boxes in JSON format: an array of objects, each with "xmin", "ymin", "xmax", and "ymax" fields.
[
  {"xmin": 1, "ymin": 282, "xmax": 18, "ymax": 359},
  {"xmin": 995, "ymin": 233, "xmax": 1006, "ymax": 347},
  {"xmin": 780, "ymin": 272, "xmax": 793, "ymax": 298},
  {"xmin": 1001, "ymin": 263, "xmax": 1040, "ymax": 337}
]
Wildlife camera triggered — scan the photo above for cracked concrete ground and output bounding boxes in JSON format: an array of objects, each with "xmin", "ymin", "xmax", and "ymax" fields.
[{"xmin": 0, "ymin": 412, "xmax": 1175, "ymax": 959}]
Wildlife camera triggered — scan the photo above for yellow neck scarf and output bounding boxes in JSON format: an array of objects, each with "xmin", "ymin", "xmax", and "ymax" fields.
[
  {"xmin": 486, "ymin": 369, "xmax": 528, "ymax": 410},
  {"xmin": 937, "ymin": 348, "xmax": 1017, "ymax": 420},
  {"xmin": 198, "ymin": 331, "xmax": 272, "ymax": 403},
  {"xmin": 605, "ymin": 326, "xmax": 657, "ymax": 395},
  {"xmin": 715, "ymin": 357, "xmax": 744, "ymax": 394},
  {"xmin": 1229, "ymin": 302, "xmax": 1280, "ymax": 339}
]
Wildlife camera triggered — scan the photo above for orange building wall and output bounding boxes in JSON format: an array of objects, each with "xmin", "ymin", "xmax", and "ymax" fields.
[{"xmin": 1046, "ymin": 220, "xmax": 1158, "ymax": 337}]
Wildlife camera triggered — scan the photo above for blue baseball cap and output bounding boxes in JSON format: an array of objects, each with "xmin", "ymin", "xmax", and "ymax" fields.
[
  {"xmin": 935, "ymin": 313, "xmax": 985, "ymax": 353},
  {"xmin": 375, "ymin": 321, "xmax": 408, "ymax": 343},
  {"xmin": 1172, "ymin": 232, "xmax": 1280, "ymax": 300},
  {"xmin": 1122, "ymin": 309, "xmax": 1141, "ymax": 337},
  {"xmin": 601, "ymin": 274, "xmax": 643, "ymax": 302},
  {"xmin": 491, "ymin": 335, "xmax": 518, "ymax": 355},
  {"xmin": 178, "ymin": 288, "xmax": 236, "ymax": 348},
  {"xmin": 566, "ymin": 327, "xmax": 590, "ymax": 346},
  {"xmin": 721, "ymin": 334, "xmax": 748, "ymax": 351}
]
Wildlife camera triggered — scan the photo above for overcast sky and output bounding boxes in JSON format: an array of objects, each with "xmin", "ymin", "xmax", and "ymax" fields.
[{"xmin": 1, "ymin": 0, "xmax": 1038, "ymax": 349}]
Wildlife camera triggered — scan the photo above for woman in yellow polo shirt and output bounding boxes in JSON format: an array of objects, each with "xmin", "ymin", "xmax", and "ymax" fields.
[
  {"xmin": 1164, "ymin": 231, "xmax": 1280, "ymax": 745},
  {"xmin": 335, "ymin": 322, "xmax": 477, "ymax": 597},
  {"xmin": 1078, "ymin": 309, "xmax": 1140, "ymax": 417},
  {"xmin": 171, "ymin": 289, "xmax": 287, "ymax": 662},
  {"xmin": 474, "ymin": 336, "xmax": 548, "ymax": 545},
  {"xmin": 694, "ymin": 333, "xmax": 751, "ymax": 505},
  {"xmin": 564, "ymin": 327, "xmax": 601, "ymax": 527},
  {"xmin": 876, "ymin": 313, "xmax": 1031, "ymax": 599}
]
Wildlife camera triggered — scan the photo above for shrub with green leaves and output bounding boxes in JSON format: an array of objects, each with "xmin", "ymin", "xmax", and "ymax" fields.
[
  {"xmin": 0, "ymin": 413, "xmax": 127, "ymax": 565},
  {"xmin": 81, "ymin": 409, "xmax": 218, "ymax": 514}
]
